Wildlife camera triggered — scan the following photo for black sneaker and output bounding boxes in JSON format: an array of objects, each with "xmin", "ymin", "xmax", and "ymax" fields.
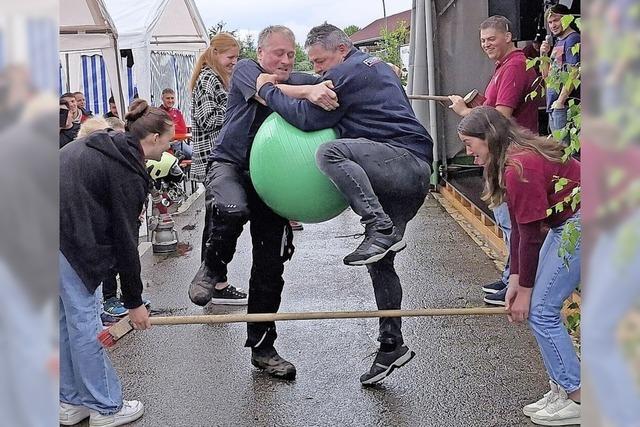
[
  {"xmin": 210, "ymin": 284, "xmax": 248, "ymax": 305},
  {"xmin": 188, "ymin": 261, "xmax": 217, "ymax": 306},
  {"xmin": 251, "ymin": 346, "xmax": 296, "ymax": 380},
  {"xmin": 360, "ymin": 344, "xmax": 415, "ymax": 386},
  {"xmin": 482, "ymin": 279, "xmax": 507, "ymax": 294},
  {"xmin": 483, "ymin": 286, "xmax": 507, "ymax": 306},
  {"xmin": 343, "ymin": 226, "xmax": 406, "ymax": 266}
]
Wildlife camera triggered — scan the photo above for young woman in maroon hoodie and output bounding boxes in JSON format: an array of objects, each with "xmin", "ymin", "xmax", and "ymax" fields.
[{"xmin": 457, "ymin": 106, "xmax": 581, "ymax": 426}]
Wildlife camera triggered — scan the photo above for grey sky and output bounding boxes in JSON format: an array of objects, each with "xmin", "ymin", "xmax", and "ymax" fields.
[{"xmin": 194, "ymin": 0, "xmax": 413, "ymax": 45}]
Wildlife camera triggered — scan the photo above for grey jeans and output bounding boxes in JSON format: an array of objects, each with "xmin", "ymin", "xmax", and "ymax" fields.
[{"xmin": 316, "ymin": 138, "xmax": 431, "ymax": 345}]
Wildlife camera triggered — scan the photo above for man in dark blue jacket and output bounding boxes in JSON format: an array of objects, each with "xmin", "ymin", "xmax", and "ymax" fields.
[{"xmin": 256, "ymin": 23, "xmax": 433, "ymax": 386}]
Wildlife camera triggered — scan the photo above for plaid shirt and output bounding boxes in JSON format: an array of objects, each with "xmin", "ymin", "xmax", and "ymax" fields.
[{"xmin": 190, "ymin": 66, "xmax": 227, "ymax": 182}]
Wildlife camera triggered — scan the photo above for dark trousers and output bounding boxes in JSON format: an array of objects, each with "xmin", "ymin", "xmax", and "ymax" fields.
[
  {"xmin": 202, "ymin": 161, "xmax": 294, "ymax": 348},
  {"xmin": 102, "ymin": 275, "xmax": 118, "ymax": 300},
  {"xmin": 316, "ymin": 139, "xmax": 430, "ymax": 346}
]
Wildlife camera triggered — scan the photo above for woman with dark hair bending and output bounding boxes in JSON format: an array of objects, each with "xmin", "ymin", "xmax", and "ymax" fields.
[
  {"xmin": 59, "ymin": 99, "xmax": 174, "ymax": 426},
  {"xmin": 457, "ymin": 106, "xmax": 581, "ymax": 426}
]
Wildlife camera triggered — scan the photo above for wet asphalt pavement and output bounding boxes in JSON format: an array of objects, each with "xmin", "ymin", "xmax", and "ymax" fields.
[{"xmin": 101, "ymin": 193, "xmax": 546, "ymax": 426}]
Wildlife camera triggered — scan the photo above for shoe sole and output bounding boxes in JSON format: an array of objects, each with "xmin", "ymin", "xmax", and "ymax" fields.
[
  {"xmin": 89, "ymin": 407, "xmax": 144, "ymax": 427},
  {"xmin": 102, "ymin": 310, "xmax": 128, "ymax": 317},
  {"xmin": 345, "ymin": 240, "xmax": 407, "ymax": 266},
  {"xmin": 482, "ymin": 286, "xmax": 506, "ymax": 294},
  {"xmin": 251, "ymin": 359, "xmax": 296, "ymax": 380},
  {"xmin": 483, "ymin": 296, "xmax": 505, "ymax": 306},
  {"xmin": 529, "ymin": 416, "xmax": 581, "ymax": 426},
  {"xmin": 60, "ymin": 412, "xmax": 90, "ymax": 425},
  {"xmin": 523, "ymin": 406, "xmax": 543, "ymax": 417},
  {"xmin": 360, "ymin": 350, "xmax": 416, "ymax": 386},
  {"xmin": 209, "ymin": 298, "xmax": 248, "ymax": 306}
]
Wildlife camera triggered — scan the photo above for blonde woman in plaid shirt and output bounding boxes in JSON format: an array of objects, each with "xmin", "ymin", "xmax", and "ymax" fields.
[{"xmin": 189, "ymin": 33, "xmax": 240, "ymax": 182}]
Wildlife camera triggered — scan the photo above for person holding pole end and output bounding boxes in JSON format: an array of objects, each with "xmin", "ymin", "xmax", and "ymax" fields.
[
  {"xmin": 59, "ymin": 99, "xmax": 174, "ymax": 426},
  {"xmin": 457, "ymin": 106, "xmax": 581, "ymax": 426}
]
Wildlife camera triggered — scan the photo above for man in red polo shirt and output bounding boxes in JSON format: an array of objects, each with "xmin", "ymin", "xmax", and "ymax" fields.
[
  {"xmin": 449, "ymin": 15, "xmax": 539, "ymax": 306},
  {"xmin": 159, "ymin": 88, "xmax": 192, "ymax": 159},
  {"xmin": 449, "ymin": 15, "xmax": 539, "ymax": 134}
]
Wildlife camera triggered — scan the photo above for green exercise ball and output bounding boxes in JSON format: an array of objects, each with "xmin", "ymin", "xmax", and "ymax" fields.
[{"xmin": 250, "ymin": 113, "xmax": 348, "ymax": 223}]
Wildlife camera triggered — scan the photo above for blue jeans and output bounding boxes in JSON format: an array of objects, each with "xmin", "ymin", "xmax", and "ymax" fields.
[
  {"xmin": 549, "ymin": 108, "xmax": 569, "ymax": 145},
  {"xmin": 528, "ymin": 213, "xmax": 581, "ymax": 393},
  {"xmin": 59, "ymin": 252, "xmax": 122, "ymax": 415},
  {"xmin": 492, "ymin": 202, "xmax": 511, "ymax": 284},
  {"xmin": 316, "ymin": 138, "xmax": 430, "ymax": 345}
]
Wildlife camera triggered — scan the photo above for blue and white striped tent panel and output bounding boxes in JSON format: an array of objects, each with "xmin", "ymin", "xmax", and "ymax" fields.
[
  {"xmin": 72, "ymin": 55, "xmax": 136, "ymax": 114},
  {"xmin": 126, "ymin": 61, "xmax": 138, "ymax": 102},
  {"xmin": 81, "ymin": 55, "xmax": 111, "ymax": 116},
  {"xmin": 27, "ymin": 18, "xmax": 58, "ymax": 92}
]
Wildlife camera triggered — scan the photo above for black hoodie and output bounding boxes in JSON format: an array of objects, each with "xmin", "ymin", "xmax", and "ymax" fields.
[{"xmin": 60, "ymin": 130, "xmax": 150, "ymax": 308}]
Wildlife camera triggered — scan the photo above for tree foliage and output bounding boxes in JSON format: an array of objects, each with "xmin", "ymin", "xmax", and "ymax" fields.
[
  {"xmin": 343, "ymin": 25, "xmax": 360, "ymax": 36},
  {"xmin": 239, "ymin": 35, "xmax": 257, "ymax": 61},
  {"xmin": 375, "ymin": 21, "xmax": 409, "ymax": 70},
  {"xmin": 294, "ymin": 44, "xmax": 312, "ymax": 72},
  {"xmin": 208, "ymin": 20, "xmax": 236, "ymax": 38}
]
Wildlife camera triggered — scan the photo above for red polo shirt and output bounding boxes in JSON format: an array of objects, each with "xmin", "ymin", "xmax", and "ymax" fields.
[
  {"xmin": 160, "ymin": 104, "xmax": 187, "ymax": 135},
  {"xmin": 484, "ymin": 49, "xmax": 539, "ymax": 134}
]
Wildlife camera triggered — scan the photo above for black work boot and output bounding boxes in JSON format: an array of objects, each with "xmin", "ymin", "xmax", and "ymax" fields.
[
  {"xmin": 251, "ymin": 346, "xmax": 296, "ymax": 380},
  {"xmin": 343, "ymin": 226, "xmax": 406, "ymax": 266},
  {"xmin": 188, "ymin": 261, "xmax": 217, "ymax": 306},
  {"xmin": 360, "ymin": 344, "xmax": 415, "ymax": 386}
]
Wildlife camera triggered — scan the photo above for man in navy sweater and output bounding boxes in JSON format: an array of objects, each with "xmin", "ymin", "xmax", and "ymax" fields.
[{"xmin": 256, "ymin": 23, "xmax": 433, "ymax": 386}]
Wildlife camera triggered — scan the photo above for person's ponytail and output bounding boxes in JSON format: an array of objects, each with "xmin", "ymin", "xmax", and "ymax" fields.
[
  {"xmin": 124, "ymin": 98, "xmax": 173, "ymax": 140},
  {"xmin": 124, "ymin": 99, "xmax": 150, "ymax": 124}
]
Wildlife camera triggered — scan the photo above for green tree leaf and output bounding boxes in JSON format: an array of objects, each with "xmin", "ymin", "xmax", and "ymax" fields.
[
  {"xmin": 343, "ymin": 25, "xmax": 361, "ymax": 36},
  {"xmin": 561, "ymin": 14, "xmax": 576, "ymax": 31},
  {"xmin": 571, "ymin": 43, "xmax": 581, "ymax": 56},
  {"xmin": 555, "ymin": 177, "xmax": 569, "ymax": 192}
]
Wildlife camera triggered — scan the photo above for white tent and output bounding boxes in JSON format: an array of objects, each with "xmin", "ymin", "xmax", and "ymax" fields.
[
  {"xmin": 106, "ymin": 0, "xmax": 208, "ymax": 118},
  {"xmin": 59, "ymin": 0, "xmax": 127, "ymax": 117}
]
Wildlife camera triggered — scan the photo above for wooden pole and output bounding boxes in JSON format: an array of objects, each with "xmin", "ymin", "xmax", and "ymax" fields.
[
  {"xmin": 149, "ymin": 307, "xmax": 506, "ymax": 326},
  {"xmin": 408, "ymin": 94, "xmax": 451, "ymax": 102}
]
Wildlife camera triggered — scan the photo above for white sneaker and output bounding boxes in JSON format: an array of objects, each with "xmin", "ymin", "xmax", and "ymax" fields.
[
  {"xmin": 89, "ymin": 400, "xmax": 144, "ymax": 427},
  {"xmin": 60, "ymin": 402, "xmax": 90, "ymax": 425},
  {"xmin": 523, "ymin": 380, "xmax": 560, "ymax": 417},
  {"xmin": 530, "ymin": 388, "xmax": 581, "ymax": 426}
]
